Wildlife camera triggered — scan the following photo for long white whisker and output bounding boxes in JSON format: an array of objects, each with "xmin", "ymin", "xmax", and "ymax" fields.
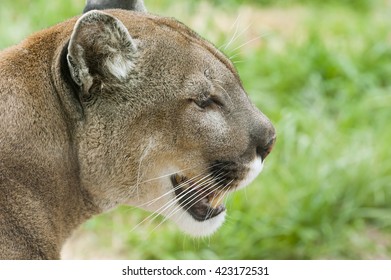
[
  {"xmin": 225, "ymin": 24, "xmax": 252, "ymax": 52},
  {"xmin": 129, "ymin": 172, "xmax": 216, "ymax": 233},
  {"xmin": 142, "ymin": 161, "xmax": 226, "ymax": 206},
  {"xmin": 224, "ymin": 186, "xmax": 234, "ymax": 209},
  {"xmin": 229, "ymin": 53, "xmax": 241, "ymax": 60},
  {"xmin": 203, "ymin": 180, "xmax": 234, "ymax": 221},
  {"xmin": 230, "ymin": 34, "xmax": 267, "ymax": 54},
  {"xmin": 143, "ymin": 172, "xmax": 211, "ymax": 207},
  {"xmin": 172, "ymin": 174, "xmax": 226, "ymax": 212},
  {"xmin": 220, "ymin": 14, "xmax": 241, "ymax": 50},
  {"xmin": 134, "ymin": 139, "xmax": 153, "ymax": 199},
  {"xmin": 166, "ymin": 175, "xmax": 229, "ymax": 225},
  {"xmin": 138, "ymin": 164, "xmax": 202, "ymax": 184},
  {"xmin": 154, "ymin": 173, "xmax": 221, "ymax": 221},
  {"xmin": 150, "ymin": 170, "xmax": 230, "ymax": 229},
  {"xmin": 213, "ymin": 80, "xmax": 234, "ymax": 107},
  {"xmin": 151, "ymin": 173, "xmax": 215, "ymax": 212},
  {"xmin": 217, "ymin": 180, "xmax": 234, "ymax": 205},
  {"xmin": 132, "ymin": 162, "xmax": 226, "ymax": 209},
  {"xmin": 223, "ymin": 16, "xmax": 251, "ymax": 51},
  {"xmin": 151, "ymin": 178, "xmax": 224, "ymax": 233},
  {"xmin": 128, "ymin": 196, "xmax": 172, "ymax": 235},
  {"xmin": 129, "ymin": 163, "xmax": 231, "ymax": 234},
  {"xmin": 175, "ymin": 184, "xmax": 229, "ymax": 235}
]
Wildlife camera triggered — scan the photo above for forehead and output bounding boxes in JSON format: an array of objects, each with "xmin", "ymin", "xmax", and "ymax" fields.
[{"xmin": 109, "ymin": 9, "xmax": 240, "ymax": 80}]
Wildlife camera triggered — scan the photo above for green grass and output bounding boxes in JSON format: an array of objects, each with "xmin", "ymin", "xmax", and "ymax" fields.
[{"xmin": 2, "ymin": 0, "xmax": 391, "ymax": 259}]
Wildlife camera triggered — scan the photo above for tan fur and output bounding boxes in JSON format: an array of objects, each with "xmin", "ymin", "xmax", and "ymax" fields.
[{"xmin": 0, "ymin": 10, "xmax": 275, "ymax": 259}]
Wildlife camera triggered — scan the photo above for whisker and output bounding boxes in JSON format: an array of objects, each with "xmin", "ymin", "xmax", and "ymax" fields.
[
  {"xmin": 244, "ymin": 186, "xmax": 249, "ymax": 202},
  {"xmin": 153, "ymin": 173, "xmax": 216, "ymax": 213},
  {"xmin": 143, "ymin": 172, "xmax": 212, "ymax": 207},
  {"xmin": 170, "ymin": 175, "xmax": 229, "ymax": 224},
  {"xmin": 137, "ymin": 163, "xmax": 206, "ymax": 185},
  {"xmin": 220, "ymin": 14, "xmax": 241, "ymax": 50},
  {"xmin": 129, "ymin": 163, "xmax": 232, "ymax": 235},
  {"xmin": 150, "ymin": 178, "xmax": 223, "ymax": 233},
  {"xmin": 173, "ymin": 180, "xmax": 230, "ymax": 233},
  {"xmin": 128, "ymin": 169, "xmax": 223, "ymax": 234},
  {"xmin": 159, "ymin": 172, "xmax": 224, "ymax": 220},
  {"xmin": 203, "ymin": 180, "xmax": 234, "ymax": 221},
  {"xmin": 224, "ymin": 187, "xmax": 234, "ymax": 209},
  {"xmin": 128, "ymin": 198, "xmax": 173, "ymax": 235},
  {"xmin": 128, "ymin": 173, "xmax": 215, "ymax": 233},
  {"xmin": 131, "ymin": 162, "xmax": 226, "ymax": 209},
  {"xmin": 134, "ymin": 139, "xmax": 153, "ymax": 199},
  {"xmin": 229, "ymin": 33, "xmax": 268, "ymax": 54},
  {"xmin": 174, "ymin": 174, "xmax": 227, "ymax": 212},
  {"xmin": 224, "ymin": 23, "xmax": 252, "ymax": 52},
  {"xmin": 148, "ymin": 194, "xmax": 210, "ymax": 235},
  {"xmin": 218, "ymin": 181, "xmax": 234, "ymax": 204},
  {"xmin": 213, "ymin": 80, "xmax": 234, "ymax": 107}
]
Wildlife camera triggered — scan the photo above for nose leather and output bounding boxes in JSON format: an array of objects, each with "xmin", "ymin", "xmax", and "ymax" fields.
[
  {"xmin": 256, "ymin": 135, "xmax": 276, "ymax": 160},
  {"xmin": 249, "ymin": 113, "xmax": 276, "ymax": 160}
]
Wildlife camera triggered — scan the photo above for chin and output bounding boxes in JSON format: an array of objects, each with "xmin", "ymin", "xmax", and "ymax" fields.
[{"xmin": 165, "ymin": 206, "xmax": 227, "ymax": 237}]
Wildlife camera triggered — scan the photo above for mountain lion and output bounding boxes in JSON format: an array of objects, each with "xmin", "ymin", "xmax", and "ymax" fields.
[{"xmin": 0, "ymin": 0, "xmax": 275, "ymax": 259}]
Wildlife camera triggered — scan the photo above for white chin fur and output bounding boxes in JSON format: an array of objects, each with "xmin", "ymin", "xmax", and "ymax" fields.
[{"xmin": 163, "ymin": 206, "xmax": 226, "ymax": 237}]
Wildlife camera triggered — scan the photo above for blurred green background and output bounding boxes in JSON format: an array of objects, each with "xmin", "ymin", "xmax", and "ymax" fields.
[{"xmin": 1, "ymin": 0, "xmax": 391, "ymax": 259}]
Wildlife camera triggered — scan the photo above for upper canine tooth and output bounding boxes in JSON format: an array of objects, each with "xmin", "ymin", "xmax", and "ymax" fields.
[
  {"xmin": 209, "ymin": 193, "xmax": 224, "ymax": 208},
  {"xmin": 175, "ymin": 174, "xmax": 182, "ymax": 184}
]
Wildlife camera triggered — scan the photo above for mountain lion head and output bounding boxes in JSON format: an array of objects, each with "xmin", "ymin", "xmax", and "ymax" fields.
[{"xmin": 0, "ymin": 0, "xmax": 275, "ymax": 259}]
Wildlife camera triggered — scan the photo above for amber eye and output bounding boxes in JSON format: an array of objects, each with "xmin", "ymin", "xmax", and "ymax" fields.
[
  {"xmin": 193, "ymin": 96, "xmax": 225, "ymax": 110},
  {"xmin": 194, "ymin": 98, "xmax": 214, "ymax": 109}
]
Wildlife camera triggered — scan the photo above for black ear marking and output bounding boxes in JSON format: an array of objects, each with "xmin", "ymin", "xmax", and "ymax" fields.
[
  {"xmin": 83, "ymin": 0, "xmax": 147, "ymax": 13},
  {"xmin": 60, "ymin": 42, "xmax": 85, "ymax": 114}
]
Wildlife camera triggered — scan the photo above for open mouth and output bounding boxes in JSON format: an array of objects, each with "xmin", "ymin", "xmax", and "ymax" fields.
[{"xmin": 170, "ymin": 174, "xmax": 227, "ymax": 221}]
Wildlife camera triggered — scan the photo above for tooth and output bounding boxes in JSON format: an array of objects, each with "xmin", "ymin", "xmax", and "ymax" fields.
[
  {"xmin": 175, "ymin": 174, "xmax": 182, "ymax": 184},
  {"xmin": 209, "ymin": 193, "xmax": 224, "ymax": 208}
]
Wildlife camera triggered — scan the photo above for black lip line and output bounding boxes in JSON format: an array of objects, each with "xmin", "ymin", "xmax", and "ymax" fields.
[{"xmin": 170, "ymin": 175, "xmax": 225, "ymax": 221}]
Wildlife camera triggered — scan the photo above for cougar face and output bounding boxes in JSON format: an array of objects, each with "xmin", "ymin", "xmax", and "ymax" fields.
[{"xmin": 78, "ymin": 13, "xmax": 277, "ymax": 236}]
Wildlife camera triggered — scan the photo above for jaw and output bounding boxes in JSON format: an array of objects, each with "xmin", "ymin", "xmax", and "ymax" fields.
[
  {"xmin": 132, "ymin": 177, "xmax": 227, "ymax": 237},
  {"xmin": 159, "ymin": 172, "xmax": 230, "ymax": 237},
  {"xmin": 148, "ymin": 157, "xmax": 265, "ymax": 237},
  {"xmin": 129, "ymin": 156, "xmax": 265, "ymax": 238}
]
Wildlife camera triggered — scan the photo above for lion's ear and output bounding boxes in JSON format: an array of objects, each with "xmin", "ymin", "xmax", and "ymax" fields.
[
  {"xmin": 83, "ymin": 0, "xmax": 147, "ymax": 13},
  {"xmin": 67, "ymin": 11, "xmax": 137, "ymax": 100}
]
